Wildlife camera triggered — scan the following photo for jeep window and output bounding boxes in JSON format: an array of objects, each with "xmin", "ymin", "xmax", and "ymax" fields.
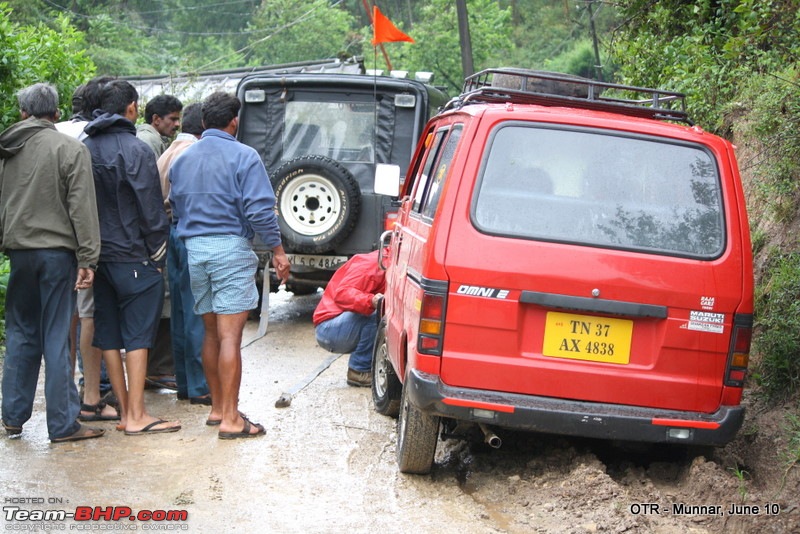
[
  {"xmin": 283, "ymin": 101, "xmax": 375, "ymax": 163},
  {"xmin": 421, "ymin": 125, "xmax": 463, "ymax": 219},
  {"xmin": 473, "ymin": 124, "xmax": 725, "ymax": 258}
]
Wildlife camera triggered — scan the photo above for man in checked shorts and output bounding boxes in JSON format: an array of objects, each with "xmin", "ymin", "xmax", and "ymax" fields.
[{"xmin": 169, "ymin": 92, "xmax": 290, "ymax": 439}]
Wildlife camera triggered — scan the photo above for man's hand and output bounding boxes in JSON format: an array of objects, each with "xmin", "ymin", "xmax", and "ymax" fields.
[
  {"xmin": 273, "ymin": 251, "xmax": 291, "ymax": 284},
  {"xmin": 371, "ymin": 293, "xmax": 384, "ymax": 309},
  {"xmin": 75, "ymin": 267, "xmax": 95, "ymax": 290}
]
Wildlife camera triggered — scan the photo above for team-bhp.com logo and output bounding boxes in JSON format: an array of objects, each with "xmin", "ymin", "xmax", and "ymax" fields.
[{"xmin": 3, "ymin": 505, "xmax": 189, "ymax": 530}]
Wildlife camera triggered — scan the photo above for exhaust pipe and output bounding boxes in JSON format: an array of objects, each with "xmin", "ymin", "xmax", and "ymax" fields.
[{"xmin": 478, "ymin": 423, "xmax": 502, "ymax": 449}]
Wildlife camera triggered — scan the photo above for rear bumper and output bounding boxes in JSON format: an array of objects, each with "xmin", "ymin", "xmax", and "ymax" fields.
[{"xmin": 406, "ymin": 369, "xmax": 744, "ymax": 446}]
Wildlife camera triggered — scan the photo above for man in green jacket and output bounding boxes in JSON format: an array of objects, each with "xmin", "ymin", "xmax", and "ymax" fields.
[{"xmin": 0, "ymin": 82, "xmax": 104, "ymax": 443}]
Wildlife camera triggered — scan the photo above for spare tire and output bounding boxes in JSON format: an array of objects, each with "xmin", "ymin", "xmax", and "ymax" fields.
[{"xmin": 271, "ymin": 155, "xmax": 361, "ymax": 253}]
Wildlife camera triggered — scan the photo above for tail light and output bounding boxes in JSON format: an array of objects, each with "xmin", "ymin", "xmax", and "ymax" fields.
[
  {"xmin": 418, "ymin": 290, "xmax": 446, "ymax": 356},
  {"xmin": 724, "ymin": 314, "xmax": 753, "ymax": 387},
  {"xmin": 383, "ymin": 210, "xmax": 399, "ymax": 231}
]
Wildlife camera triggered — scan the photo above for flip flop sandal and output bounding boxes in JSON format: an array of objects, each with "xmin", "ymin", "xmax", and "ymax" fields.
[
  {"xmin": 51, "ymin": 424, "xmax": 105, "ymax": 443},
  {"xmin": 78, "ymin": 402, "xmax": 121, "ymax": 422},
  {"xmin": 124, "ymin": 420, "xmax": 181, "ymax": 436},
  {"xmin": 218, "ymin": 417, "xmax": 265, "ymax": 440}
]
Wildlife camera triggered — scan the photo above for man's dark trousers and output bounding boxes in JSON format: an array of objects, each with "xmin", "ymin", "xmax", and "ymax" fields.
[
  {"xmin": 167, "ymin": 227, "xmax": 208, "ymax": 398},
  {"xmin": 2, "ymin": 249, "xmax": 81, "ymax": 440}
]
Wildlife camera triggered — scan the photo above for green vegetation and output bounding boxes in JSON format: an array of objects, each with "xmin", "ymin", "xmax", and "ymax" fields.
[
  {"xmin": 733, "ymin": 69, "xmax": 800, "ymax": 223},
  {"xmin": 386, "ymin": 0, "xmax": 513, "ymax": 92},
  {"xmin": 247, "ymin": 0, "xmax": 358, "ymax": 68},
  {"xmin": 783, "ymin": 412, "xmax": 800, "ymax": 467},
  {"xmin": 0, "ymin": 3, "xmax": 95, "ymax": 125},
  {"xmin": 729, "ymin": 465, "xmax": 749, "ymax": 503},
  {"xmin": 753, "ymin": 251, "xmax": 800, "ymax": 401},
  {"xmin": 0, "ymin": 1, "xmax": 616, "ymax": 97},
  {"xmin": 611, "ymin": 0, "xmax": 800, "ymax": 133}
]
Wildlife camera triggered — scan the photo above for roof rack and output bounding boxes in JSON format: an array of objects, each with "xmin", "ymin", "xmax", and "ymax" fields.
[{"xmin": 445, "ymin": 68, "xmax": 691, "ymax": 124}]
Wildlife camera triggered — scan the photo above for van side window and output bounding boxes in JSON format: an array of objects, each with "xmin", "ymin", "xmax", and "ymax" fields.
[
  {"xmin": 421, "ymin": 125, "xmax": 463, "ymax": 219},
  {"xmin": 411, "ymin": 130, "xmax": 447, "ymax": 212}
]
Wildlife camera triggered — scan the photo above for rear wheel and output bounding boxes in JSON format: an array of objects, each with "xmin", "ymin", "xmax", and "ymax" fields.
[
  {"xmin": 396, "ymin": 377, "xmax": 439, "ymax": 474},
  {"xmin": 371, "ymin": 321, "xmax": 401, "ymax": 417}
]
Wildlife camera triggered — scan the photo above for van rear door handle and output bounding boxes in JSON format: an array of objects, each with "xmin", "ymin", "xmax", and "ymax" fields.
[{"xmin": 520, "ymin": 290, "xmax": 668, "ymax": 319}]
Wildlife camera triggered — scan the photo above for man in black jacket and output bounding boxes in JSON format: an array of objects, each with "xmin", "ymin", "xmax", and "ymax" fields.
[{"xmin": 83, "ymin": 80, "xmax": 180, "ymax": 436}]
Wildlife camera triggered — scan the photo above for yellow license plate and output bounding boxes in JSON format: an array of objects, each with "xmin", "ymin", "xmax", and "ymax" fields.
[{"xmin": 542, "ymin": 311, "xmax": 633, "ymax": 364}]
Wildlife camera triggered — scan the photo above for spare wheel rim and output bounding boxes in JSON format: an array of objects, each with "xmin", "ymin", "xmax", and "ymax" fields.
[{"xmin": 279, "ymin": 173, "xmax": 342, "ymax": 236}]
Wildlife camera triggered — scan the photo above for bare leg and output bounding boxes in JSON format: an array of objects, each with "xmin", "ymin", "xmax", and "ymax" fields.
[
  {"xmin": 80, "ymin": 318, "xmax": 116, "ymax": 417},
  {"xmin": 102, "ymin": 349, "xmax": 128, "ymax": 428},
  {"xmin": 124, "ymin": 348, "xmax": 180, "ymax": 432},
  {"xmin": 215, "ymin": 311, "xmax": 259, "ymax": 435},
  {"xmin": 202, "ymin": 313, "xmax": 222, "ymax": 423}
]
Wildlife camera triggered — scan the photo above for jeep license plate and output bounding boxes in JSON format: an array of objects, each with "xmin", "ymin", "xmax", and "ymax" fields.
[
  {"xmin": 542, "ymin": 311, "xmax": 633, "ymax": 364},
  {"xmin": 286, "ymin": 254, "xmax": 348, "ymax": 270}
]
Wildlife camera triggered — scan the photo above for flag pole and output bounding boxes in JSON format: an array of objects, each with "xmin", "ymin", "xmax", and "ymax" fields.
[{"xmin": 363, "ymin": 0, "xmax": 393, "ymax": 71}]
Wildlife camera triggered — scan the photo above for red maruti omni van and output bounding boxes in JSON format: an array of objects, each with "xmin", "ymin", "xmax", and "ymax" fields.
[{"xmin": 371, "ymin": 69, "xmax": 754, "ymax": 474}]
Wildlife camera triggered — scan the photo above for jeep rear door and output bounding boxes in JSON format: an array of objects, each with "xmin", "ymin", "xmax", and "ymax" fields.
[
  {"xmin": 237, "ymin": 75, "xmax": 436, "ymax": 256},
  {"xmin": 438, "ymin": 111, "xmax": 753, "ymax": 414}
]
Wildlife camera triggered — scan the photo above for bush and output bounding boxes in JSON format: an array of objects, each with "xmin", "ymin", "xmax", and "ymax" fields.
[
  {"xmin": 753, "ymin": 251, "xmax": 800, "ymax": 400},
  {"xmin": 610, "ymin": 0, "xmax": 800, "ymax": 132},
  {"xmin": 731, "ymin": 69, "xmax": 800, "ymax": 223},
  {"xmin": 0, "ymin": 4, "xmax": 94, "ymax": 126}
]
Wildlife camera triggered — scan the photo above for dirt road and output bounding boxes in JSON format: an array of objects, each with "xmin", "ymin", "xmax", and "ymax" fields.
[{"xmin": 1, "ymin": 290, "xmax": 797, "ymax": 533}]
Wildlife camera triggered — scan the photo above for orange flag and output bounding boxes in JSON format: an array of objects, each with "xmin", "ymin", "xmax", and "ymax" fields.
[{"xmin": 372, "ymin": 5, "xmax": 414, "ymax": 45}]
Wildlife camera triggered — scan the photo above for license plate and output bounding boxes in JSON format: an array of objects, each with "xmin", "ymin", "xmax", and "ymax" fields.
[
  {"xmin": 286, "ymin": 254, "xmax": 348, "ymax": 270},
  {"xmin": 542, "ymin": 311, "xmax": 633, "ymax": 364}
]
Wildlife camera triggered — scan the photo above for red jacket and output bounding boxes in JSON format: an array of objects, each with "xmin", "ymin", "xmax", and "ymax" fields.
[{"xmin": 312, "ymin": 250, "xmax": 386, "ymax": 325}]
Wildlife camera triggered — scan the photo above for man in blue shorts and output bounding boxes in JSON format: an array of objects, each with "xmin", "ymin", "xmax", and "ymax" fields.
[
  {"xmin": 169, "ymin": 92, "xmax": 290, "ymax": 439},
  {"xmin": 84, "ymin": 80, "xmax": 180, "ymax": 436}
]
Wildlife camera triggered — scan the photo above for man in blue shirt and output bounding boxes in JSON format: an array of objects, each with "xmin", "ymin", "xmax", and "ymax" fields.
[{"xmin": 170, "ymin": 92, "xmax": 290, "ymax": 439}]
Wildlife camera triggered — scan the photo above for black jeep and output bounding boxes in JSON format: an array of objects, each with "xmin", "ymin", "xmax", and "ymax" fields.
[{"xmin": 236, "ymin": 60, "xmax": 447, "ymax": 294}]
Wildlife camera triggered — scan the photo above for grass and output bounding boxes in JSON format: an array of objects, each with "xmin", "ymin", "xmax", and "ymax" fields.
[
  {"xmin": 782, "ymin": 412, "xmax": 800, "ymax": 476},
  {"xmin": 753, "ymin": 251, "xmax": 800, "ymax": 400},
  {"xmin": 729, "ymin": 465, "xmax": 750, "ymax": 503}
]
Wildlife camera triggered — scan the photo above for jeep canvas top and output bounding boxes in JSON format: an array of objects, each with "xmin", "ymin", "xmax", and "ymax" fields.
[
  {"xmin": 374, "ymin": 69, "xmax": 754, "ymax": 474},
  {"xmin": 236, "ymin": 64, "xmax": 447, "ymax": 293}
]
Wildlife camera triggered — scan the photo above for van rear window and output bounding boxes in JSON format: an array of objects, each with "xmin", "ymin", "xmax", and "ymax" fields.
[{"xmin": 473, "ymin": 124, "xmax": 724, "ymax": 258}]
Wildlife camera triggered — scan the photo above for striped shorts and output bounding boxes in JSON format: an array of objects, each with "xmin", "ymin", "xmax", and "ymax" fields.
[{"xmin": 184, "ymin": 235, "xmax": 259, "ymax": 315}]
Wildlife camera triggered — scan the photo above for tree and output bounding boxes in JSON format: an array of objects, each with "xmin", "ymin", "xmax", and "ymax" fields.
[
  {"xmin": 246, "ymin": 0, "xmax": 359, "ymax": 66},
  {"xmin": 610, "ymin": 0, "xmax": 800, "ymax": 130},
  {"xmin": 0, "ymin": 4, "xmax": 94, "ymax": 127},
  {"xmin": 383, "ymin": 0, "xmax": 513, "ymax": 94}
]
